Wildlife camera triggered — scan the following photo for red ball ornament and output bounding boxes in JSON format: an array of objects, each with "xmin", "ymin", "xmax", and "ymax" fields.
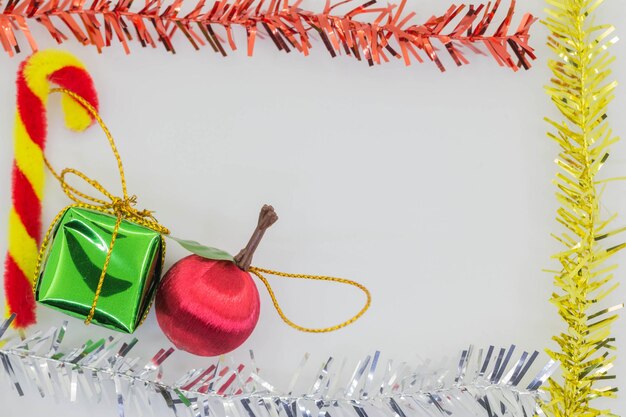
[
  {"xmin": 155, "ymin": 255, "xmax": 260, "ymax": 356},
  {"xmin": 156, "ymin": 205, "xmax": 277, "ymax": 357}
]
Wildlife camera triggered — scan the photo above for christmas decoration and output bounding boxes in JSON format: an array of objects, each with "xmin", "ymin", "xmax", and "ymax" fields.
[
  {"xmin": 157, "ymin": 253, "xmax": 260, "ymax": 357},
  {"xmin": 0, "ymin": 0, "xmax": 537, "ymax": 71},
  {"xmin": 35, "ymin": 207, "xmax": 164, "ymax": 333},
  {"xmin": 31, "ymin": 87, "xmax": 169, "ymax": 333},
  {"xmin": 544, "ymin": 0, "xmax": 623, "ymax": 415},
  {"xmin": 157, "ymin": 205, "xmax": 371, "ymax": 357},
  {"xmin": 0, "ymin": 314, "xmax": 558, "ymax": 417},
  {"xmin": 4, "ymin": 49, "xmax": 99, "ymax": 330}
]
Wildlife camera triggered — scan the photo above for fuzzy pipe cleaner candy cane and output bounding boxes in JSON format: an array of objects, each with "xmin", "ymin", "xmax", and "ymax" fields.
[{"xmin": 4, "ymin": 50, "xmax": 99, "ymax": 329}]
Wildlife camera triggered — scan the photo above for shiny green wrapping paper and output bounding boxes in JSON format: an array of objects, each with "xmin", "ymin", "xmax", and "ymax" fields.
[{"xmin": 35, "ymin": 207, "xmax": 163, "ymax": 333}]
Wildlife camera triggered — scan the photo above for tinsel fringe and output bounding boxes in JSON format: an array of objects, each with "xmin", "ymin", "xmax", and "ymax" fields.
[
  {"xmin": 544, "ymin": 0, "xmax": 624, "ymax": 415},
  {"xmin": 0, "ymin": 0, "xmax": 536, "ymax": 71},
  {"xmin": 0, "ymin": 315, "xmax": 557, "ymax": 417}
]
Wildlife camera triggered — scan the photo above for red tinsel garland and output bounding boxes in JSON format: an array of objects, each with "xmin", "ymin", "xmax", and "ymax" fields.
[{"xmin": 0, "ymin": 0, "xmax": 536, "ymax": 70}]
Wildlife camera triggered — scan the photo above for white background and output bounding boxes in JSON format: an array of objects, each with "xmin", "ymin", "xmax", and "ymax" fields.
[{"xmin": 1, "ymin": 0, "xmax": 626, "ymax": 415}]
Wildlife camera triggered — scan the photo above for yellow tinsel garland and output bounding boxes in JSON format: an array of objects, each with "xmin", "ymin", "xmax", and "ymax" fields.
[{"xmin": 544, "ymin": 0, "xmax": 624, "ymax": 415}]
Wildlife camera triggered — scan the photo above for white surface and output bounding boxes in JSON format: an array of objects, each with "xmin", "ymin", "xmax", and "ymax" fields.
[{"xmin": 1, "ymin": 0, "xmax": 625, "ymax": 415}]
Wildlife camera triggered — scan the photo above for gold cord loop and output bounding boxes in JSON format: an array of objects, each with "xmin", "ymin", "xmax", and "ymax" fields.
[
  {"xmin": 34, "ymin": 88, "xmax": 168, "ymax": 326},
  {"xmin": 44, "ymin": 88, "xmax": 168, "ymax": 235},
  {"xmin": 248, "ymin": 267, "xmax": 371, "ymax": 333}
]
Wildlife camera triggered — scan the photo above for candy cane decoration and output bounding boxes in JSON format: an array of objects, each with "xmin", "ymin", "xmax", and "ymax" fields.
[{"xmin": 5, "ymin": 50, "xmax": 99, "ymax": 329}]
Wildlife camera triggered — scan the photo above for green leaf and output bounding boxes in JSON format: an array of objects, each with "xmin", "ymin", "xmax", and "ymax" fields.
[{"xmin": 168, "ymin": 236, "xmax": 234, "ymax": 262}]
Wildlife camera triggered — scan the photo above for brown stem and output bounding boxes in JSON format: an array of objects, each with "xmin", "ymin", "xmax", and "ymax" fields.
[{"xmin": 234, "ymin": 204, "xmax": 278, "ymax": 271}]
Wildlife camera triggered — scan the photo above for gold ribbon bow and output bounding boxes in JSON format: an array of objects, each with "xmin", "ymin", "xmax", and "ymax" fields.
[{"xmin": 34, "ymin": 88, "xmax": 371, "ymax": 333}]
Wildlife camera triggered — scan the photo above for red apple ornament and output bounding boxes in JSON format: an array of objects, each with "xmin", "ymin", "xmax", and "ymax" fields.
[{"xmin": 156, "ymin": 205, "xmax": 278, "ymax": 356}]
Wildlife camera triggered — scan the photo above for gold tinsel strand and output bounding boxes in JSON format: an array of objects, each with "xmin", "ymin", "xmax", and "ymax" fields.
[{"xmin": 544, "ymin": 0, "xmax": 624, "ymax": 415}]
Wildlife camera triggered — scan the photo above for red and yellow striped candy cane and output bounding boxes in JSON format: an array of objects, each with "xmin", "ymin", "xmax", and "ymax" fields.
[{"xmin": 5, "ymin": 50, "xmax": 99, "ymax": 329}]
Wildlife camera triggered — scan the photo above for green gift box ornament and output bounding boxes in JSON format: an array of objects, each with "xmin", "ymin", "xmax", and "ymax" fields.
[
  {"xmin": 33, "ymin": 89, "xmax": 169, "ymax": 334},
  {"xmin": 35, "ymin": 207, "xmax": 165, "ymax": 333}
]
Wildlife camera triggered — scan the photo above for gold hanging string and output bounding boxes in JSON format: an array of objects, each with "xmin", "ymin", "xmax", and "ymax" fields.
[
  {"xmin": 235, "ymin": 206, "xmax": 371, "ymax": 333},
  {"xmin": 43, "ymin": 88, "xmax": 168, "ymax": 235},
  {"xmin": 249, "ymin": 267, "xmax": 371, "ymax": 333},
  {"xmin": 33, "ymin": 87, "xmax": 168, "ymax": 326}
]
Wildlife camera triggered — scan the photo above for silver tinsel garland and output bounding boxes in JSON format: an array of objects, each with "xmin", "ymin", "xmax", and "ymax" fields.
[{"xmin": 0, "ymin": 315, "xmax": 557, "ymax": 417}]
